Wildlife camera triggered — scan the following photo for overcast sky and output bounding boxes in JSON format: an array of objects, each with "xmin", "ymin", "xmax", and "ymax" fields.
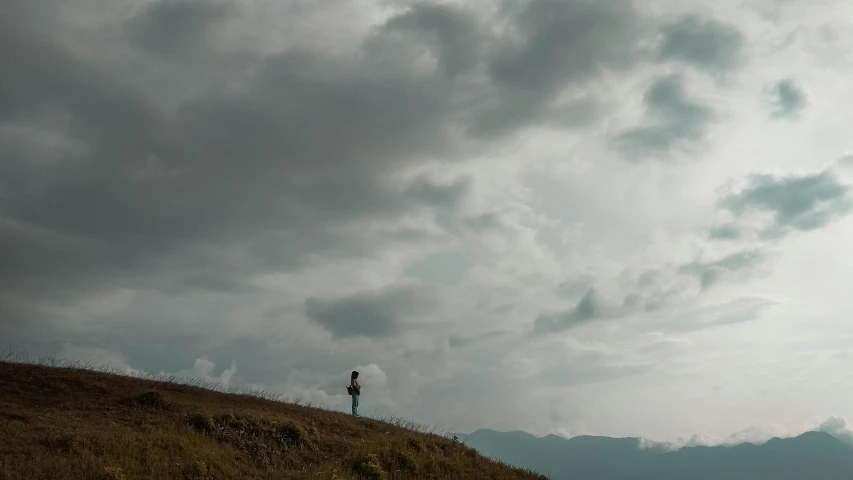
[{"xmin": 3, "ymin": 0, "xmax": 853, "ymax": 444}]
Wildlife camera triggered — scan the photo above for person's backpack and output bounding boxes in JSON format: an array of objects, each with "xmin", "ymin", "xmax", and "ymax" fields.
[{"xmin": 346, "ymin": 385, "xmax": 353, "ymax": 396}]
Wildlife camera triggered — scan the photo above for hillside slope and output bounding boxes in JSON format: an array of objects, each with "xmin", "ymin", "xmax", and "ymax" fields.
[{"xmin": 0, "ymin": 361, "xmax": 545, "ymax": 480}]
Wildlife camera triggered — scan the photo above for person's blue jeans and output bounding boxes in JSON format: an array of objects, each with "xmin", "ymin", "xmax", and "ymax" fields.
[{"xmin": 351, "ymin": 393, "xmax": 360, "ymax": 416}]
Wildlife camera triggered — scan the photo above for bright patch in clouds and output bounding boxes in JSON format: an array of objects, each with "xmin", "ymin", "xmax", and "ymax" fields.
[{"xmin": 3, "ymin": 0, "xmax": 853, "ymax": 443}]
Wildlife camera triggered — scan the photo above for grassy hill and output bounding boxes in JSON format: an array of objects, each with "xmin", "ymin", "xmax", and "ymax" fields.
[{"xmin": 0, "ymin": 359, "xmax": 545, "ymax": 480}]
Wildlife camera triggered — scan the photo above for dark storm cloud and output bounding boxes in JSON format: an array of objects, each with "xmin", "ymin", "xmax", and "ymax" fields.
[
  {"xmin": 2, "ymin": 1, "xmax": 753, "ymax": 425},
  {"xmin": 680, "ymin": 250, "xmax": 765, "ymax": 289},
  {"xmin": 0, "ymin": 0, "xmax": 690, "ymax": 366},
  {"xmin": 174, "ymin": 51, "xmax": 457, "ymax": 183},
  {"xmin": 767, "ymin": 78, "xmax": 807, "ymax": 118},
  {"xmin": 657, "ymin": 14, "xmax": 744, "ymax": 72},
  {"xmin": 489, "ymin": 0, "xmax": 644, "ymax": 90},
  {"xmin": 0, "ymin": 3, "xmax": 472, "ymax": 299},
  {"xmin": 405, "ymin": 177, "xmax": 472, "ymax": 209},
  {"xmin": 304, "ymin": 287, "xmax": 436, "ymax": 339},
  {"xmin": 533, "ymin": 288, "xmax": 600, "ymax": 333},
  {"xmin": 125, "ymin": 0, "xmax": 229, "ymax": 57},
  {"xmin": 719, "ymin": 169, "xmax": 853, "ymax": 235},
  {"xmin": 614, "ymin": 75, "xmax": 715, "ymax": 159},
  {"xmin": 470, "ymin": 0, "xmax": 649, "ymax": 136},
  {"xmin": 379, "ymin": 2, "xmax": 483, "ymax": 77},
  {"xmin": 0, "ymin": 0, "xmax": 664, "ymax": 306}
]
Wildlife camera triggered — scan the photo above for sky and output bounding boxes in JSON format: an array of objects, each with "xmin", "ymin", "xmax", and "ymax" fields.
[{"xmin": 3, "ymin": 0, "xmax": 853, "ymax": 445}]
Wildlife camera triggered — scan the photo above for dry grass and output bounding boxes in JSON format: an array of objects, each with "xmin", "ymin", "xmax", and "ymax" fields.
[{"xmin": 0, "ymin": 353, "xmax": 547, "ymax": 479}]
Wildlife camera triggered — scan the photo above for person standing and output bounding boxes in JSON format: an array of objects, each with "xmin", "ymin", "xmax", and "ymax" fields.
[{"xmin": 350, "ymin": 371, "xmax": 361, "ymax": 416}]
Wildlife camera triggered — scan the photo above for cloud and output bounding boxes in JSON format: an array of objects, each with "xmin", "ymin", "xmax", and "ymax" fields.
[
  {"xmin": 463, "ymin": 212, "xmax": 503, "ymax": 232},
  {"xmin": 2, "ymin": 0, "xmax": 672, "ymax": 433},
  {"xmin": 533, "ymin": 248, "xmax": 765, "ymax": 335},
  {"xmin": 0, "ymin": 6, "xmax": 481, "ymax": 299},
  {"xmin": 350, "ymin": 363, "xmax": 388, "ymax": 390},
  {"xmin": 448, "ymin": 330, "xmax": 507, "ymax": 349},
  {"xmin": 818, "ymin": 417, "xmax": 853, "ymax": 447},
  {"xmin": 538, "ymin": 247, "xmax": 768, "ymax": 329},
  {"xmin": 640, "ymin": 423, "xmax": 792, "ymax": 451},
  {"xmin": 7, "ymin": 0, "xmax": 853, "ymax": 446},
  {"xmin": 614, "ymin": 75, "xmax": 715, "ymax": 160},
  {"xmin": 636, "ymin": 334, "xmax": 693, "ymax": 355},
  {"xmin": 558, "ymin": 274, "xmax": 595, "ymax": 299},
  {"xmin": 766, "ymin": 79, "xmax": 807, "ymax": 118},
  {"xmin": 471, "ymin": 0, "xmax": 649, "ymax": 136},
  {"xmin": 0, "ymin": 0, "xmax": 662, "ymax": 306},
  {"xmin": 544, "ymin": 363, "xmax": 652, "ymax": 387},
  {"xmin": 657, "ymin": 14, "xmax": 744, "ymax": 72},
  {"xmin": 304, "ymin": 286, "xmax": 437, "ymax": 339},
  {"xmin": 489, "ymin": 0, "xmax": 645, "ymax": 88},
  {"xmin": 719, "ymin": 169, "xmax": 853, "ymax": 236},
  {"xmin": 635, "ymin": 416, "xmax": 853, "ymax": 451},
  {"xmin": 403, "ymin": 250, "xmax": 476, "ymax": 286},
  {"xmin": 50, "ymin": 345, "xmax": 238, "ymax": 388},
  {"xmin": 534, "ymin": 288, "xmax": 601, "ymax": 333},
  {"xmin": 707, "ymin": 223, "xmax": 742, "ymax": 240},
  {"xmin": 378, "ymin": 3, "xmax": 483, "ymax": 78},
  {"xmin": 404, "ymin": 177, "xmax": 472, "ymax": 210},
  {"xmin": 680, "ymin": 250, "xmax": 765, "ymax": 289},
  {"xmin": 663, "ymin": 295, "xmax": 780, "ymax": 334},
  {"xmin": 175, "ymin": 358, "xmax": 238, "ymax": 388},
  {"xmin": 56, "ymin": 344, "xmax": 143, "ymax": 376},
  {"xmin": 124, "ymin": 0, "xmax": 230, "ymax": 57}
]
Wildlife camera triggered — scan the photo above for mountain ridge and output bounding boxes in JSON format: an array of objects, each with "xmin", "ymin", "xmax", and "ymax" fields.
[{"xmin": 459, "ymin": 428, "xmax": 853, "ymax": 479}]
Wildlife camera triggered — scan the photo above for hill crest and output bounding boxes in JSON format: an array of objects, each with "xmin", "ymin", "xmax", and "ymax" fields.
[{"xmin": 0, "ymin": 360, "xmax": 545, "ymax": 479}]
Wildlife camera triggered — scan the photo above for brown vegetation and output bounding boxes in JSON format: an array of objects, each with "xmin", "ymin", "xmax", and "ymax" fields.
[{"xmin": 0, "ymin": 358, "xmax": 546, "ymax": 479}]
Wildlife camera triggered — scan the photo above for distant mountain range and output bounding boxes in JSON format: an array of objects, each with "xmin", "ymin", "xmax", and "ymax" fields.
[{"xmin": 457, "ymin": 428, "xmax": 853, "ymax": 479}]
